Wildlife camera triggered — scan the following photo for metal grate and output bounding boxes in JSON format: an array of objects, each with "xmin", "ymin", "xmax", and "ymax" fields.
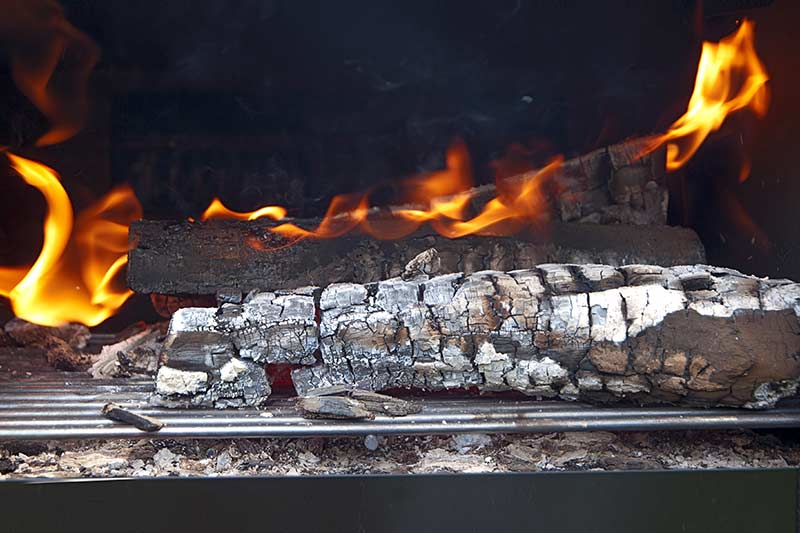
[{"xmin": 1, "ymin": 373, "xmax": 800, "ymax": 440}]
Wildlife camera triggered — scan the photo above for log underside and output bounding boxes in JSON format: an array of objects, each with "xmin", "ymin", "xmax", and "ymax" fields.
[
  {"xmin": 159, "ymin": 264, "xmax": 800, "ymax": 408},
  {"xmin": 128, "ymin": 222, "xmax": 704, "ymax": 295}
]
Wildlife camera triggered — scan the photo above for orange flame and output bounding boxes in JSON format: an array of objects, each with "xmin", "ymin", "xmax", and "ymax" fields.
[
  {"xmin": 645, "ymin": 19, "xmax": 769, "ymax": 171},
  {"xmin": 0, "ymin": 153, "xmax": 141, "ymax": 326},
  {"xmin": 200, "ymin": 198, "xmax": 287, "ymax": 221},
  {"xmin": 251, "ymin": 140, "xmax": 561, "ymax": 245},
  {"xmin": 0, "ymin": 17, "xmax": 774, "ymax": 329}
]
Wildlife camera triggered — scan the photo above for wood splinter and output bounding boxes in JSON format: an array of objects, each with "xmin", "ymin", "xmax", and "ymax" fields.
[{"xmin": 298, "ymin": 386, "xmax": 421, "ymax": 420}]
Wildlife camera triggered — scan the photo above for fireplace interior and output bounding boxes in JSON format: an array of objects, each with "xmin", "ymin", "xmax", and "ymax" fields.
[{"xmin": 1, "ymin": 2, "xmax": 800, "ymax": 526}]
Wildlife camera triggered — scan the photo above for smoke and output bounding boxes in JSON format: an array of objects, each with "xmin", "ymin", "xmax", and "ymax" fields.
[{"xmin": 0, "ymin": 0, "xmax": 99, "ymax": 147}]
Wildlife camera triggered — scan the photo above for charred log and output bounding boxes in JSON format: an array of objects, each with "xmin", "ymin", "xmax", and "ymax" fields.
[
  {"xmin": 152, "ymin": 358, "xmax": 272, "ymax": 409},
  {"xmin": 151, "ymin": 321, "xmax": 273, "ymax": 408},
  {"xmin": 164, "ymin": 264, "xmax": 800, "ymax": 408},
  {"xmin": 128, "ymin": 222, "xmax": 704, "ymax": 296},
  {"xmin": 128, "ymin": 137, "xmax": 677, "ymax": 296},
  {"xmin": 297, "ymin": 396, "xmax": 375, "ymax": 420}
]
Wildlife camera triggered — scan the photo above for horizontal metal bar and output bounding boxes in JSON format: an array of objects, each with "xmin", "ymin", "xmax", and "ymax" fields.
[
  {"xmin": 0, "ymin": 401, "xmax": 152, "ymax": 410},
  {"xmin": 0, "ymin": 402, "xmax": 798, "ymax": 440},
  {"xmin": 3, "ymin": 402, "xmax": 800, "ymax": 421},
  {"xmin": 0, "ymin": 381, "xmax": 154, "ymax": 390},
  {"xmin": 1, "ymin": 372, "xmax": 799, "ymax": 440},
  {"xmin": 2, "ymin": 409, "xmax": 797, "ymax": 429},
  {"xmin": 0, "ymin": 395, "xmax": 151, "ymax": 402},
  {"xmin": 3, "ymin": 410, "xmax": 799, "ymax": 440}
]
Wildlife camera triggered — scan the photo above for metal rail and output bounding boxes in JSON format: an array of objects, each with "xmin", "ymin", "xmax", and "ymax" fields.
[{"xmin": 1, "ymin": 375, "xmax": 799, "ymax": 440}]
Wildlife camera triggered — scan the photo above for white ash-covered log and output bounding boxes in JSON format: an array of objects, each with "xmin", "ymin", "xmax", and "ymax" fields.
[{"xmin": 155, "ymin": 263, "xmax": 800, "ymax": 409}]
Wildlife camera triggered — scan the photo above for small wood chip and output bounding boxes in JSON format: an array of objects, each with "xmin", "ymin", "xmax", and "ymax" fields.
[
  {"xmin": 297, "ymin": 387, "xmax": 420, "ymax": 419},
  {"xmin": 297, "ymin": 396, "xmax": 375, "ymax": 420},
  {"xmin": 350, "ymin": 390, "xmax": 422, "ymax": 416},
  {"xmin": 401, "ymin": 248, "xmax": 441, "ymax": 281},
  {"xmin": 101, "ymin": 403, "xmax": 164, "ymax": 432}
]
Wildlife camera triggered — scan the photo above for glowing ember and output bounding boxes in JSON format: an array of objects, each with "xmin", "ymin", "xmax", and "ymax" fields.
[
  {"xmin": 0, "ymin": 153, "xmax": 141, "ymax": 326},
  {"xmin": 644, "ymin": 19, "xmax": 769, "ymax": 172}
]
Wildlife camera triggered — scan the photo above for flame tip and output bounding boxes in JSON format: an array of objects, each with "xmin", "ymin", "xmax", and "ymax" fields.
[{"xmin": 652, "ymin": 18, "xmax": 769, "ymax": 172}]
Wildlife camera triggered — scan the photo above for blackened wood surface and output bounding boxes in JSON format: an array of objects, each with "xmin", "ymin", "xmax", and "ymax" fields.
[{"xmin": 128, "ymin": 221, "xmax": 705, "ymax": 295}]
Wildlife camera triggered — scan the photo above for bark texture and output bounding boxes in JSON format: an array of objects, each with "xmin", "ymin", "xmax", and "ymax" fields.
[
  {"xmin": 166, "ymin": 264, "xmax": 800, "ymax": 408},
  {"xmin": 472, "ymin": 137, "xmax": 668, "ymax": 225},
  {"xmin": 128, "ymin": 222, "xmax": 704, "ymax": 295}
]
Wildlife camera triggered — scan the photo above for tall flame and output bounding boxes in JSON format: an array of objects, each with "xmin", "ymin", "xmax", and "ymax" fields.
[
  {"xmin": 208, "ymin": 19, "xmax": 771, "ymax": 247},
  {"xmin": 646, "ymin": 19, "xmax": 769, "ymax": 171},
  {"xmin": 0, "ymin": 153, "xmax": 141, "ymax": 326}
]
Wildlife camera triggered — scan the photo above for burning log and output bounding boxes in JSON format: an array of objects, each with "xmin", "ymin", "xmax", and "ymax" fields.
[
  {"xmin": 479, "ymin": 138, "xmax": 668, "ymax": 225},
  {"xmin": 127, "ymin": 137, "xmax": 681, "ymax": 296},
  {"xmin": 162, "ymin": 264, "xmax": 800, "ymax": 408},
  {"xmin": 128, "ymin": 221, "xmax": 703, "ymax": 296}
]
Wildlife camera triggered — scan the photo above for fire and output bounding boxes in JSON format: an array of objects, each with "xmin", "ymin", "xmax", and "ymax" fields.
[
  {"xmin": 200, "ymin": 198, "xmax": 286, "ymax": 222},
  {"xmin": 1, "ymin": 16, "xmax": 771, "ymax": 328},
  {"xmin": 264, "ymin": 140, "xmax": 560, "ymax": 244},
  {"xmin": 203, "ymin": 19, "xmax": 771, "ymax": 246},
  {"xmin": 0, "ymin": 153, "xmax": 141, "ymax": 326},
  {"xmin": 645, "ymin": 19, "xmax": 769, "ymax": 171}
]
